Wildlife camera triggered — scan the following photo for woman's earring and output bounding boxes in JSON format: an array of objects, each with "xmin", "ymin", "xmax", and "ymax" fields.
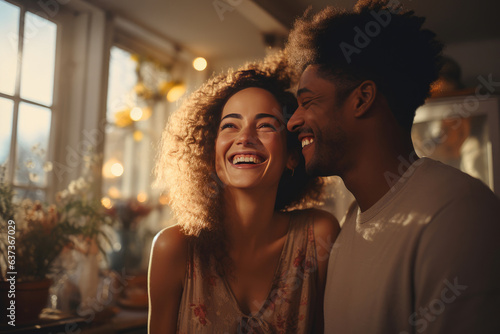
[{"xmin": 288, "ymin": 168, "xmax": 295, "ymax": 177}]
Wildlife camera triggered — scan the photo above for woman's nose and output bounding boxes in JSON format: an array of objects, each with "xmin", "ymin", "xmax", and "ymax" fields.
[{"xmin": 236, "ymin": 126, "xmax": 258, "ymax": 146}]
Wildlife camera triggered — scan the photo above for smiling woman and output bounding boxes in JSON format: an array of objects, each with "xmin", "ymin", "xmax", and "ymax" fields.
[{"xmin": 149, "ymin": 53, "xmax": 340, "ymax": 333}]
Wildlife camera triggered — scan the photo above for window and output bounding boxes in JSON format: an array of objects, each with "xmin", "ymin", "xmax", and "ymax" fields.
[
  {"xmin": 103, "ymin": 46, "xmax": 175, "ymax": 206},
  {"xmin": 102, "ymin": 45, "xmax": 184, "ymax": 271},
  {"xmin": 0, "ymin": 0, "xmax": 58, "ymax": 201}
]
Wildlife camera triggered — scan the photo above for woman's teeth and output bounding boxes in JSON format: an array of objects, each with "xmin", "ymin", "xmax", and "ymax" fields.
[
  {"xmin": 302, "ymin": 138, "xmax": 314, "ymax": 148},
  {"xmin": 232, "ymin": 155, "xmax": 263, "ymax": 164}
]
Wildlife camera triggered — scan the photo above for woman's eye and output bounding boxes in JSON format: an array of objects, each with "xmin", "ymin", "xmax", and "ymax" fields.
[
  {"xmin": 220, "ymin": 123, "xmax": 236, "ymax": 130},
  {"xmin": 258, "ymin": 123, "xmax": 276, "ymax": 130}
]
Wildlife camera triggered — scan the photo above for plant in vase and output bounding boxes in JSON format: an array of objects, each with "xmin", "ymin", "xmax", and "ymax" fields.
[
  {"xmin": 0, "ymin": 158, "xmax": 115, "ymax": 324},
  {"xmin": 54, "ymin": 173, "xmax": 116, "ymax": 311}
]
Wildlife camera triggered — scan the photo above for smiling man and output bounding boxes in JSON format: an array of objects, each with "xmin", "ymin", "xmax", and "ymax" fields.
[{"xmin": 285, "ymin": 0, "xmax": 500, "ymax": 333}]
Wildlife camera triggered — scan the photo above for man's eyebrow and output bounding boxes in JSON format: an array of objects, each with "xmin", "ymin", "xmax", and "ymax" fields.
[
  {"xmin": 297, "ymin": 87, "xmax": 313, "ymax": 96},
  {"xmin": 221, "ymin": 113, "xmax": 242, "ymax": 121}
]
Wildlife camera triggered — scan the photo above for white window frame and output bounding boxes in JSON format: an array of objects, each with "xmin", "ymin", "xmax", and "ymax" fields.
[
  {"xmin": 4, "ymin": 0, "xmax": 113, "ymax": 201},
  {"xmin": 1, "ymin": 0, "xmax": 65, "ymax": 200}
]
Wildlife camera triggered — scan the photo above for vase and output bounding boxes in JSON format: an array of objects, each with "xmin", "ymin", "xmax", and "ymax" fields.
[
  {"xmin": 0, "ymin": 278, "xmax": 52, "ymax": 325},
  {"xmin": 72, "ymin": 236, "xmax": 100, "ymax": 309}
]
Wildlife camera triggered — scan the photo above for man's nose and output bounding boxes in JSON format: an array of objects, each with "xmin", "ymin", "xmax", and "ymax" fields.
[{"xmin": 287, "ymin": 107, "xmax": 304, "ymax": 132}]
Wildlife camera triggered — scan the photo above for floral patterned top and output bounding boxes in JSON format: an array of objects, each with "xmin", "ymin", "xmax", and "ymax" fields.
[{"xmin": 177, "ymin": 210, "xmax": 318, "ymax": 334}]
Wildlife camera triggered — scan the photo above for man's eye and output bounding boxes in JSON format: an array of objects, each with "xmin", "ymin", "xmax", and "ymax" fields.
[{"xmin": 301, "ymin": 100, "xmax": 312, "ymax": 107}]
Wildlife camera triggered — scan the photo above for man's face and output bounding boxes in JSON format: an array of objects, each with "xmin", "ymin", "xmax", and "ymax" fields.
[{"xmin": 287, "ymin": 65, "xmax": 350, "ymax": 177}]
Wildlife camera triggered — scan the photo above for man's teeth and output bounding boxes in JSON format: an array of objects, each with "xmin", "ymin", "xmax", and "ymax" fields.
[
  {"xmin": 302, "ymin": 138, "xmax": 314, "ymax": 148},
  {"xmin": 232, "ymin": 155, "xmax": 263, "ymax": 164}
]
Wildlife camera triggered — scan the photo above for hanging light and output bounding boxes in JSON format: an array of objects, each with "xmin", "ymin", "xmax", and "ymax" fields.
[
  {"xmin": 159, "ymin": 193, "xmax": 170, "ymax": 205},
  {"xmin": 140, "ymin": 106, "xmax": 152, "ymax": 120},
  {"xmin": 108, "ymin": 186, "xmax": 121, "ymax": 199},
  {"xmin": 137, "ymin": 192, "xmax": 148, "ymax": 203},
  {"xmin": 133, "ymin": 130, "xmax": 144, "ymax": 141},
  {"xmin": 110, "ymin": 162, "xmax": 124, "ymax": 177},
  {"xmin": 103, "ymin": 159, "xmax": 124, "ymax": 178},
  {"xmin": 101, "ymin": 197, "xmax": 112, "ymax": 209},
  {"xmin": 130, "ymin": 107, "xmax": 143, "ymax": 121},
  {"xmin": 167, "ymin": 83, "xmax": 186, "ymax": 102},
  {"xmin": 193, "ymin": 57, "xmax": 207, "ymax": 71},
  {"xmin": 114, "ymin": 108, "xmax": 133, "ymax": 127}
]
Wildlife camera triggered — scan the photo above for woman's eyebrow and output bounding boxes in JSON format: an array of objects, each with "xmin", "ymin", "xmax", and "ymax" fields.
[
  {"xmin": 255, "ymin": 113, "xmax": 284, "ymax": 124},
  {"xmin": 221, "ymin": 113, "xmax": 284, "ymax": 123},
  {"xmin": 221, "ymin": 113, "xmax": 242, "ymax": 121}
]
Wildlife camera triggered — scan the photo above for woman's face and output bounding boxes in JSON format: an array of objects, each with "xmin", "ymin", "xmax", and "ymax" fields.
[{"xmin": 215, "ymin": 87, "xmax": 290, "ymax": 191}]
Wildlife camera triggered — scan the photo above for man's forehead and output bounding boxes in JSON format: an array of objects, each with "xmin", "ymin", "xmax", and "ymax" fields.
[
  {"xmin": 298, "ymin": 65, "xmax": 332, "ymax": 94},
  {"xmin": 300, "ymin": 65, "xmax": 320, "ymax": 83}
]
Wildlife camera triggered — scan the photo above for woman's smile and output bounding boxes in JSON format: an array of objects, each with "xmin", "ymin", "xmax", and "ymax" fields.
[{"xmin": 228, "ymin": 151, "xmax": 267, "ymax": 169}]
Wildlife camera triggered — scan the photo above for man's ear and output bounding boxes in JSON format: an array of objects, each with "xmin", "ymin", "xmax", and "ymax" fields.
[{"xmin": 352, "ymin": 80, "xmax": 377, "ymax": 118}]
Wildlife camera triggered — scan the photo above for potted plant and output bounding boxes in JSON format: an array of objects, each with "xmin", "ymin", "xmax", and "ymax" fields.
[{"xmin": 0, "ymin": 161, "xmax": 115, "ymax": 325}]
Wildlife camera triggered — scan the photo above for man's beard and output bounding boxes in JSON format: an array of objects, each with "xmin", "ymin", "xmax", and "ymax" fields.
[{"xmin": 305, "ymin": 127, "xmax": 348, "ymax": 177}]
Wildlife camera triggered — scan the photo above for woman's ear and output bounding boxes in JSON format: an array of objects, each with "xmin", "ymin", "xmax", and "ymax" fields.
[
  {"xmin": 286, "ymin": 150, "xmax": 300, "ymax": 170},
  {"xmin": 352, "ymin": 80, "xmax": 377, "ymax": 118}
]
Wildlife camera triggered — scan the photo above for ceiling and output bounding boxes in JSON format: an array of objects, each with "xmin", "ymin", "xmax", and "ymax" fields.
[{"xmin": 85, "ymin": 0, "xmax": 500, "ymax": 66}]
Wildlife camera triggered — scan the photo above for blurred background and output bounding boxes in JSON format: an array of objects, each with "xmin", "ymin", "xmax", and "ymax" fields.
[{"xmin": 0, "ymin": 0, "xmax": 499, "ymax": 332}]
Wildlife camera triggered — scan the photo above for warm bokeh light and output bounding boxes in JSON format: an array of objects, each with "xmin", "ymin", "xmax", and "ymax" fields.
[
  {"xmin": 159, "ymin": 194, "xmax": 170, "ymax": 205},
  {"xmin": 137, "ymin": 192, "xmax": 148, "ymax": 203},
  {"xmin": 110, "ymin": 162, "xmax": 124, "ymax": 177},
  {"xmin": 101, "ymin": 197, "xmax": 112, "ymax": 209},
  {"xmin": 167, "ymin": 84, "xmax": 186, "ymax": 102},
  {"xmin": 103, "ymin": 159, "xmax": 123, "ymax": 178},
  {"xmin": 130, "ymin": 107, "xmax": 143, "ymax": 121},
  {"xmin": 133, "ymin": 130, "xmax": 143, "ymax": 141},
  {"xmin": 108, "ymin": 186, "xmax": 121, "ymax": 199},
  {"xmin": 193, "ymin": 57, "xmax": 207, "ymax": 71},
  {"xmin": 159, "ymin": 80, "xmax": 175, "ymax": 96},
  {"xmin": 140, "ymin": 106, "xmax": 151, "ymax": 120},
  {"xmin": 114, "ymin": 108, "xmax": 133, "ymax": 127}
]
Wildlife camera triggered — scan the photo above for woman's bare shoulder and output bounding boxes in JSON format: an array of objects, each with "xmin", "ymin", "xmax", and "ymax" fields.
[
  {"xmin": 150, "ymin": 224, "xmax": 189, "ymax": 283},
  {"xmin": 293, "ymin": 208, "xmax": 339, "ymax": 230},
  {"xmin": 292, "ymin": 208, "xmax": 340, "ymax": 245},
  {"xmin": 153, "ymin": 224, "xmax": 189, "ymax": 252},
  {"xmin": 311, "ymin": 208, "xmax": 339, "ymax": 235},
  {"xmin": 148, "ymin": 224, "xmax": 189, "ymax": 333}
]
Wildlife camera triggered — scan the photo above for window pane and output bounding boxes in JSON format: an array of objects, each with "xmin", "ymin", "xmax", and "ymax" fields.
[
  {"xmin": 0, "ymin": 1, "xmax": 20, "ymax": 96},
  {"xmin": 0, "ymin": 98, "xmax": 14, "ymax": 165},
  {"xmin": 107, "ymin": 47, "xmax": 137, "ymax": 122},
  {"xmin": 20, "ymin": 12, "xmax": 57, "ymax": 106},
  {"xmin": 15, "ymin": 102, "xmax": 52, "ymax": 186},
  {"xmin": 13, "ymin": 188, "xmax": 45, "ymax": 202}
]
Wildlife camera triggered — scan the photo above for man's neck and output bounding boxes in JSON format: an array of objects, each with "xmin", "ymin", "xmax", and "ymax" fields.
[{"xmin": 343, "ymin": 138, "xmax": 418, "ymax": 212}]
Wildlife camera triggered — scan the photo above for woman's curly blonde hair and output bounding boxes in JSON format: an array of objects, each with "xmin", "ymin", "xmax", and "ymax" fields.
[{"xmin": 155, "ymin": 53, "xmax": 324, "ymax": 274}]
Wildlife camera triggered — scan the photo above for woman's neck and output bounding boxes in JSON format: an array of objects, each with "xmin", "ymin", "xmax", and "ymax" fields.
[{"xmin": 223, "ymin": 186, "xmax": 285, "ymax": 250}]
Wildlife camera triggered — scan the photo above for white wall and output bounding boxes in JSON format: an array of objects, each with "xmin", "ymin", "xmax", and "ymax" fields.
[{"xmin": 444, "ymin": 38, "xmax": 500, "ymax": 88}]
